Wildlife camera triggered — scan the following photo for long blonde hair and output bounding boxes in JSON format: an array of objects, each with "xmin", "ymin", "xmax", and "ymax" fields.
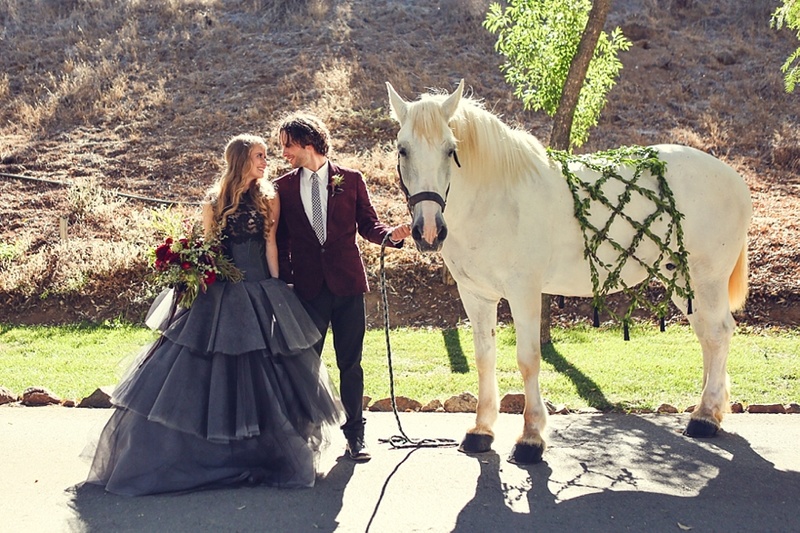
[{"xmin": 202, "ymin": 134, "xmax": 276, "ymax": 240}]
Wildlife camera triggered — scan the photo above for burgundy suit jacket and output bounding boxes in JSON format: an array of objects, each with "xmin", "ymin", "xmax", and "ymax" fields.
[{"xmin": 274, "ymin": 162, "xmax": 402, "ymax": 301}]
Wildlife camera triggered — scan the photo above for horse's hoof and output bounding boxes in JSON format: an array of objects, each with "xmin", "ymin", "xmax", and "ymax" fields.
[
  {"xmin": 507, "ymin": 443, "xmax": 544, "ymax": 465},
  {"xmin": 683, "ymin": 418, "xmax": 719, "ymax": 438},
  {"xmin": 458, "ymin": 433, "xmax": 494, "ymax": 454}
]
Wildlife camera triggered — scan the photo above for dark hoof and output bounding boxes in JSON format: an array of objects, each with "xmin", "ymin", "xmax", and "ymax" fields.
[
  {"xmin": 458, "ymin": 433, "xmax": 494, "ymax": 454},
  {"xmin": 683, "ymin": 418, "xmax": 719, "ymax": 438},
  {"xmin": 507, "ymin": 443, "xmax": 544, "ymax": 465}
]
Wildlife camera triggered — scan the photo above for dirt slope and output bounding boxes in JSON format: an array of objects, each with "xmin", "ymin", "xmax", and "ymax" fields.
[{"xmin": 0, "ymin": 0, "xmax": 798, "ymax": 327}]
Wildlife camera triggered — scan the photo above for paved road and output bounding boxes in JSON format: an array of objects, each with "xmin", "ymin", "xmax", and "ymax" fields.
[{"xmin": 2, "ymin": 406, "xmax": 799, "ymax": 532}]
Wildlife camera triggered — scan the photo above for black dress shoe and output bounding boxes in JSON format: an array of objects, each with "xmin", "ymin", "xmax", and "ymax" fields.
[{"xmin": 345, "ymin": 436, "xmax": 372, "ymax": 462}]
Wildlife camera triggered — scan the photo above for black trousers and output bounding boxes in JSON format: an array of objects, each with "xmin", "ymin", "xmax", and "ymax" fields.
[{"xmin": 302, "ymin": 283, "xmax": 366, "ymax": 440}]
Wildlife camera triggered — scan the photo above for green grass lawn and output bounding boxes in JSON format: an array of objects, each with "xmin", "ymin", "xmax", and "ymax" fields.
[{"xmin": 1, "ymin": 321, "xmax": 798, "ymax": 411}]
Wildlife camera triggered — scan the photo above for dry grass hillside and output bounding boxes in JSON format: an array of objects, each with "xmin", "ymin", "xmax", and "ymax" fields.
[{"xmin": 0, "ymin": 0, "xmax": 798, "ymax": 328}]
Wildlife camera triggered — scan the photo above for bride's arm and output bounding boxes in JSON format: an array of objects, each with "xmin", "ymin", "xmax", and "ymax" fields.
[{"xmin": 266, "ymin": 195, "xmax": 280, "ymax": 279}]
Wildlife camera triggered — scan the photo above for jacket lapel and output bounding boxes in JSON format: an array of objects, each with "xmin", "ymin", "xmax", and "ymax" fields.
[
  {"xmin": 326, "ymin": 161, "xmax": 338, "ymax": 221},
  {"xmin": 286, "ymin": 169, "xmax": 317, "ymax": 237}
]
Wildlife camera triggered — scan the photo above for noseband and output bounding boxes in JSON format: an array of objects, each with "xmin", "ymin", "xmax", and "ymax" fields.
[{"xmin": 396, "ymin": 151, "xmax": 460, "ymax": 214}]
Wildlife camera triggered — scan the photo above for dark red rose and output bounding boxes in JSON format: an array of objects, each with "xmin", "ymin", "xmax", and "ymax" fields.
[
  {"xmin": 155, "ymin": 243, "xmax": 172, "ymax": 261},
  {"xmin": 179, "ymin": 238, "xmax": 189, "ymax": 248},
  {"xmin": 203, "ymin": 271, "xmax": 216, "ymax": 285},
  {"xmin": 181, "ymin": 261, "xmax": 191, "ymax": 270}
]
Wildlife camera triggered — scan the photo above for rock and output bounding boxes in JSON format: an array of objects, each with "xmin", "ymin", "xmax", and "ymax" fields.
[
  {"xmin": 786, "ymin": 403, "xmax": 800, "ymax": 414},
  {"xmin": 620, "ymin": 22, "xmax": 654, "ymax": 42},
  {"xmin": 0, "ymin": 386, "xmax": 17, "ymax": 405},
  {"xmin": 747, "ymin": 403, "xmax": 787, "ymax": 414},
  {"xmin": 715, "ymin": 50, "xmax": 737, "ymax": 66},
  {"xmin": 369, "ymin": 396, "xmax": 422, "ymax": 412},
  {"xmin": 62, "ymin": 399, "xmax": 76, "ymax": 407},
  {"xmin": 20, "ymin": 387, "xmax": 60, "ymax": 406},
  {"xmin": 362, "ymin": 395, "xmax": 371, "ymax": 411},
  {"xmin": 443, "ymin": 392, "xmax": 477, "ymax": 413},
  {"xmin": 77, "ymin": 386, "xmax": 115, "ymax": 408},
  {"xmin": 499, "ymin": 393, "xmax": 525, "ymax": 414},
  {"xmin": 544, "ymin": 400, "xmax": 557, "ymax": 414},
  {"xmin": 421, "ymin": 399, "xmax": 443, "ymax": 412},
  {"xmin": 657, "ymin": 403, "xmax": 679, "ymax": 414},
  {"xmin": 731, "ymin": 402, "xmax": 744, "ymax": 413}
]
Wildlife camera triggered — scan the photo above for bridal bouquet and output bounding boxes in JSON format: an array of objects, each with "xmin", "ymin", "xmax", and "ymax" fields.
[{"xmin": 149, "ymin": 220, "xmax": 242, "ymax": 308}]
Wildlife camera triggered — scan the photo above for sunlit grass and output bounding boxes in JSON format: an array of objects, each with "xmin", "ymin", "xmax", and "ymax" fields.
[
  {"xmin": 2, "ymin": 322, "xmax": 798, "ymax": 411},
  {"xmin": 359, "ymin": 323, "xmax": 800, "ymax": 411},
  {"xmin": 0, "ymin": 322, "xmax": 157, "ymax": 400}
]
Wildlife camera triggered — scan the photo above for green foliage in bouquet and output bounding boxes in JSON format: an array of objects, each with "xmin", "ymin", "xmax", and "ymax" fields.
[{"xmin": 148, "ymin": 215, "xmax": 242, "ymax": 308}]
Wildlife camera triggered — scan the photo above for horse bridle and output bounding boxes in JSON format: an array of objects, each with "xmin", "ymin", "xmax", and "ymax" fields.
[{"xmin": 396, "ymin": 150, "xmax": 461, "ymax": 214}]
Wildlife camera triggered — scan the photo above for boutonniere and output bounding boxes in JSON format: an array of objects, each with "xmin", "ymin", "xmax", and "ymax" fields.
[{"xmin": 330, "ymin": 173, "xmax": 345, "ymax": 196}]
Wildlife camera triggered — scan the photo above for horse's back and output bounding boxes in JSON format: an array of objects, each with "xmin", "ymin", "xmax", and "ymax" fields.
[
  {"xmin": 654, "ymin": 144, "xmax": 752, "ymax": 226},
  {"xmin": 655, "ymin": 144, "xmax": 752, "ymax": 275}
]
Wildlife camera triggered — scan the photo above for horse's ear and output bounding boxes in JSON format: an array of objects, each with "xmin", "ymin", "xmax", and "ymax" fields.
[
  {"xmin": 386, "ymin": 82, "xmax": 408, "ymax": 125},
  {"xmin": 441, "ymin": 79, "xmax": 464, "ymax": 121}
]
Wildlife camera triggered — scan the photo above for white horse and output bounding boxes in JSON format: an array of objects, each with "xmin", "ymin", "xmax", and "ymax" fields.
[{"xmin": 387, "ymin": 79, "xmax": 752, "ymax": 464}]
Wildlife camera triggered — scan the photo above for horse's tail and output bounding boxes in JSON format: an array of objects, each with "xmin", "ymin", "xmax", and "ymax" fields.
[{"xmin": 728, "ymin": 241, "xmax": 749, "ymax": 312}]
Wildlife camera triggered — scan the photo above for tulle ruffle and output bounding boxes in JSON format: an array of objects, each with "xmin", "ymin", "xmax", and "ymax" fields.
[
  {"xmin": 150, "ymin": 278, "xmax": 322, "ymax": 357},
  {"xmin": 84, "ymin": 276, "xmax": 343, "ymax": 496}
]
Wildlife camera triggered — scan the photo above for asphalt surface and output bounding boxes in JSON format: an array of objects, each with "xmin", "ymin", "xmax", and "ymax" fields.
[{"xmin": 2, "ymin": 406, "xmax": 799, "ymax": 532}]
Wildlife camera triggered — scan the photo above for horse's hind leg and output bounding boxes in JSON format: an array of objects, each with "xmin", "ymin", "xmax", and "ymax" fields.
[
  {"xmin": 457, "ymin": 289, "xmax": 500, "ymax": 455},
  {"xmin": 677, "ymin": 284, "xmax": 735, "ymax": 438}
]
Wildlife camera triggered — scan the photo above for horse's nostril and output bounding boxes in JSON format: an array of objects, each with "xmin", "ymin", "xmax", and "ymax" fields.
[
  {"xmin": 438, "ymin": 226, "xmax": 448, "ymax": 241},
  {"xmin": 412, "ymin": 226, "xmax": 423, "ymax": 241}
]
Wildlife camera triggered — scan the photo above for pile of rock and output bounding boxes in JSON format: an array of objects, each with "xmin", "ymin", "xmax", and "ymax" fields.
[
  {"xmin": 1, "ymin": 384, "xmax": 798, "ymax": 414},
  {"xmin": 0, "ymin": 385, "xmax": 114, "ymax": 408}
]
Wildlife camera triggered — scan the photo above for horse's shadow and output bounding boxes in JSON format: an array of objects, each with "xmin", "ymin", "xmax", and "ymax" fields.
[{"xmin": 452, "ymin": 415, "xmax": 800, "ymax": 532}]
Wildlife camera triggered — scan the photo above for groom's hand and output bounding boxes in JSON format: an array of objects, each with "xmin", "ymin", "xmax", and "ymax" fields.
[{"xmin": 390, "ymin": 224, "xmax": 411, "ymax": 242}]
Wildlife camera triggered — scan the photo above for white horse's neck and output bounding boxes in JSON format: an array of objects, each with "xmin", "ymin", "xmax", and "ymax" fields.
[{"xmin": 449, "ymin": 100, "xmax": 551, "ymax": 189}]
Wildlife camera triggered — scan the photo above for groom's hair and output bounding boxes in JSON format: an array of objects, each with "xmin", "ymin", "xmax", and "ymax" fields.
[{"xmin": 278, "ymin": 113, "xmax": 330, "ymax": 156}]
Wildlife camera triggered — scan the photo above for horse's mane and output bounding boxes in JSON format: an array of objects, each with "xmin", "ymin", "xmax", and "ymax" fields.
[{"xmin": 408, "ymin": 93, "xmax": 549, "ymax": 185}]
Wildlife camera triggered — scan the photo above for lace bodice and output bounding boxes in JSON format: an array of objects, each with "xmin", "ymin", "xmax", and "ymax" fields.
[{"xmin": 222, "ymin": 197, "xmax": 265, "ymax": 245}]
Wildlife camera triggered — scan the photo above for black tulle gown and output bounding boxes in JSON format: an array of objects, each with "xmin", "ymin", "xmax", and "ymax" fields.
[{"xmin": 85, "ymin": 199, "xmax": 343, "ymax": 496}]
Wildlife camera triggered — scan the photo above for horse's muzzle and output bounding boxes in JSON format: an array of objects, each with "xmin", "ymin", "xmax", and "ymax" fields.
[
  {"xmin": 412, "ymin": 223, "xmax": 447, "ymax": 253},
  {"xmin": 411, "ymin": 206, "xmax": 447, "ymax": 252},
  {"xmin": 414, "ymin": 236, "xmax": 444, "ymax": 252}
]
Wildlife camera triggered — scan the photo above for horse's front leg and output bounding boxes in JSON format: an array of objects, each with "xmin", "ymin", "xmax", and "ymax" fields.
[
  {"xmin": 506, "ymin": 293, "xmax": 547, "ymax": 464},
  {"xmin": 457, "ymin": 289, "xmax": 500, "ymax": 454}
]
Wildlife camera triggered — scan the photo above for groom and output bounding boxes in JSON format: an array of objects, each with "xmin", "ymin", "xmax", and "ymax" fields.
[{"xmin": 274, "ymin": 112, "xmax": 410, "ymax": 462}]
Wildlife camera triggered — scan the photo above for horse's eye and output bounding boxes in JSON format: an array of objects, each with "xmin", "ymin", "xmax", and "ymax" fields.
[{"xmin": 398, "ymin": 147, "xmax": 408, "ymax": 157}]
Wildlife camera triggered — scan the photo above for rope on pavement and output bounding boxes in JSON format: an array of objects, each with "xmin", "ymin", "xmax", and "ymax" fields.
[{"xmin": 376, "ymin": 234, "xmax": 458, "ymax": 450}]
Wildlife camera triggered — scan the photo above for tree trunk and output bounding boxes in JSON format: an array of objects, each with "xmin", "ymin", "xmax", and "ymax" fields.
[{"xmin": 542, "ymin": 0, "xmax": 612, "ymax": 346}]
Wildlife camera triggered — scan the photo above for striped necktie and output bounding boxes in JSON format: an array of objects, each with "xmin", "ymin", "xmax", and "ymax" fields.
[{"xmin": 310, "ymin": 172, "xmax": 325, "ymax": 243}]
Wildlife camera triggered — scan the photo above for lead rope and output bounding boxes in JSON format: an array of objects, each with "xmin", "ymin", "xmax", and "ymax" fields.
[{"xmin": 377, "ymin": 234, "xmax": 457, "ymax": 449}]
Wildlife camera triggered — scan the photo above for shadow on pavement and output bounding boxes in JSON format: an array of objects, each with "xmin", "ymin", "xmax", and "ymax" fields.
[
  {"xmin": 68, "ymin": 456, "xmax": 357, "ymax": 533},
  {"xmin": 453, "ymin": 415, "xmax": 800, "ymax": 532},
  {"xmin": 63, "ymin": 413, "xmax": 800, "ymax": 532}
]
